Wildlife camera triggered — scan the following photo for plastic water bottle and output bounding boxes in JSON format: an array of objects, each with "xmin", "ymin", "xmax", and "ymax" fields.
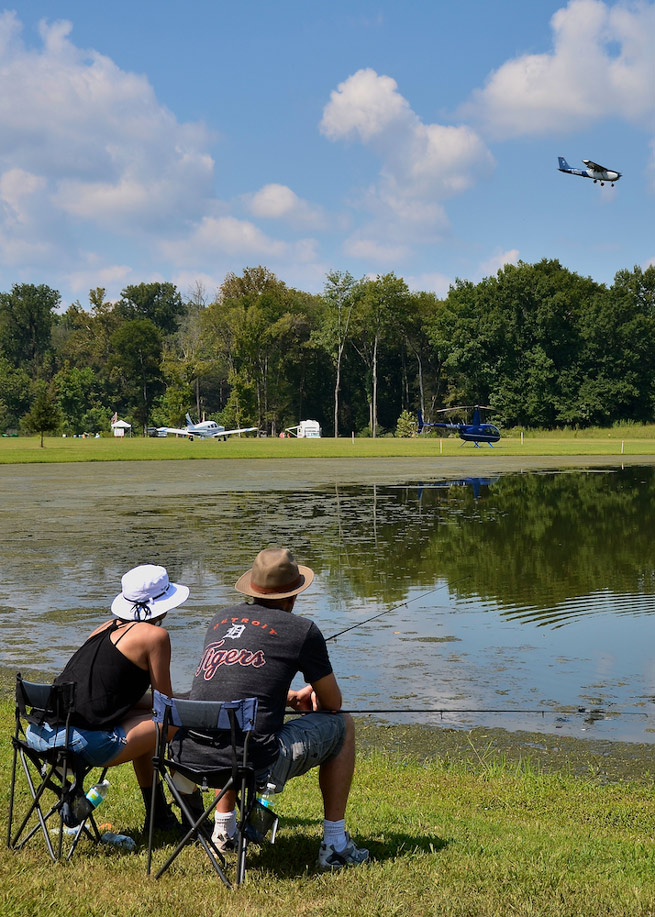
[
  {"xmin": 259, "ymin": 782, "xmax": 277, "ymax": 811},
  {"xmin": 101, "ymin": 831, "xmax": 136, "ymax": 851},
  {"xmin": 247, "ymin": 782, "xmax": 278, "ymax": 844},
  {"xmin": 85, "ymin": 779, "xmax": 110, "ymax": 809},
  {"xmin": 50, "ymin": 825, "xmax": 81, "ymax": 837},
  {"xmin": 72, "ymin": 778, "xmax": 110, "ymax": 822}
]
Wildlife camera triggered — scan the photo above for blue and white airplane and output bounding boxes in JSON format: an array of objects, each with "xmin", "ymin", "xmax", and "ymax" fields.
[{"xmin": 558, "ymin": 156, "xmax": 621, "ymax": 186}]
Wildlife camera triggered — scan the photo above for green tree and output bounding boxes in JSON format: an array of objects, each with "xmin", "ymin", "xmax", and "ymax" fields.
[
  {"xmin": 395, "ymin": 409, "xmax": 416, "ymax": 437},
  {"xmin": 109, "ymin": 319, "xmax": 164, "ymax": 433},
  {"xmin": 315, "ymin": 270, "xmax": 357, "ymax": 437},
  {"xmin": 0, "ymin": 283, "xmax": 60, "ymax": 376},
  {"xmin": 115, "ymin": 282, "xmax": 185, "ymax": 336},
  {"xmin": 0, "ymin": 357, "xmax": 31, "ymax": 430},
  {"xmin": 403, "ymin": 291, "xmax": 443, "ymax": 418},
  {"xmin": 204, "ymin": 268, "xmax": 317, "ymax": 435},
  {"xmin": 23, "ymin": 381, "xmax": 62, "ymax": 446},
  {"xmin": 54, "ymin": 363, "xmax": 105, "ymax": 435},
  {"xmin": 351, "ymin": 273, "xmax": 409, "ymax": 436}
]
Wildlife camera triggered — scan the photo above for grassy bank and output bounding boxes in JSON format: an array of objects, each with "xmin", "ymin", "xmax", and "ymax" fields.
[
  {"xmin": 2, "ymin": 697, "xmax": 655, "ymax": 917},
  {"xmin": 3, "ymin": 426, "xmax": 655, "ymax": 464}
]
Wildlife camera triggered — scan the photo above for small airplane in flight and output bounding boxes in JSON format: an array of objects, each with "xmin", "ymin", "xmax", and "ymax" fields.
[
  {"xmin": 157, "ymin": 413, "xmax": 257, "ymax": 441},
  {"xmin": 418, "ymin": 406, "xmax": 501, "ymax": 447},
  {"xmin": 557, "ymin": 156, "xmax": 621, "ymax": 186}
]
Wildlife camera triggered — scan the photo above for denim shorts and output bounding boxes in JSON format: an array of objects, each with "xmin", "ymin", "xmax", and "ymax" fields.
[
  {"xmin": 26, "ymin": 722, "xmax": 128, "ymax": 767},
  {"xmin": 265, "ymin": 712, "xmax": 346, "ymax": 792}
]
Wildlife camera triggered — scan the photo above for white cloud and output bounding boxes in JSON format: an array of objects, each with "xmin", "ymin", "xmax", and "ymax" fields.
[
  {"xmin": 0, "ymin": 11, "xmax": 214, "ymax": 233},
  {"xmin": 406, "ymin": 272, "xmax": 453, "ymax": 298},
  {"xmin": 321, "ymin": 69, "xmax": 412, "ymax": 144},
  {"xmin": 0, "ymin": 12, "xmax": 334, "ymax": 298},
  {"xmin": 478, "ymin": 249, "xmax": 521, "ymax": 278},
  {"xmin": 343, "ymin": 235, "xmax": 410, "ymax": 263},
  {"xmin": 162, "ymin": 215, "xmax": 287, "ymax": 264},
  {"xmin": 64, "ymin": 261, "xmax": 134, "ymax": 299},
  {"xmin": 320, "ymin": 68, "xmax": 494, "ymax": 248},
  {"xmin": 161, "ymin": 216, "xmax": 321, "ymax": 269},
  {"xmin": 462, "ymin": 0, "xmax": 655, "ymax": 137},
  {"xmin": 246, "ymin": 183, "xmax": 326, "ymax": 229}
]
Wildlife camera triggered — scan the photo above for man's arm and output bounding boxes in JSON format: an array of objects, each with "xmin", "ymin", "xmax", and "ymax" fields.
[{"xmin": 287, "ymin": 673, "xmax": 342, "ymax": 712}]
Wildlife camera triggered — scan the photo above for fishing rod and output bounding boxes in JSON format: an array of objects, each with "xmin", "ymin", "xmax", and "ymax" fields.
[
  {"xmin": 285, "ymin": 706, "xmax": 648, "ymax": 718},
  {"xmin": 323, "ymin": 584, "xmax": 651, "ymax": 720},
  {"xmin": 326, "ymin": 585, "xmax": 449, "ymax": 641}
]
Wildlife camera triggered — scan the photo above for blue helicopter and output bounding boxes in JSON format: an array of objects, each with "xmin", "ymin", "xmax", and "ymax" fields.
[{"xmin": 417, "ymin": 405, "xmax": 501, "ymax": 447}]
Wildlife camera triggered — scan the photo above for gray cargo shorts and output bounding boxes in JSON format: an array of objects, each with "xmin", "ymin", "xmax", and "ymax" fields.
[{"xmin": 264, "ymin": 712, "xmax": 346, "ymax": 792}]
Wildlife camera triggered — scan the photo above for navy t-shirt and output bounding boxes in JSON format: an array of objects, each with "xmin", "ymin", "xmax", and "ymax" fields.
[{"xmin": 178, "ymin": 601, "xmax": 333, "ymax": 771}]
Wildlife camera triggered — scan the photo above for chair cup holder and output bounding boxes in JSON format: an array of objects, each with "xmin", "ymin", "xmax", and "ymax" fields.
[{"xmin": 245, "ymin": 800, "xmax": 278, "ymax": 845}]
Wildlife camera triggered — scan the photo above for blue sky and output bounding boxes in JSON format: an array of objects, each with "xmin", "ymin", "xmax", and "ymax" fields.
[{"xmin": 0, "ymin": 0, "xmax": 653, "ymax": 307}]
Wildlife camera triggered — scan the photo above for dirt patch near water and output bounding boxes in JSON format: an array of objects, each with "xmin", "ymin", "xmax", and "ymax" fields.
[{"xmin": 356, "ymin": 720, "xmax": 655, "ymax": 784}]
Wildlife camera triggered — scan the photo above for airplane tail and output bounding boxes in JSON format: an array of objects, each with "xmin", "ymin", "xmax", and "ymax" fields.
[
  {"xmin": 185, "ymin": 413, "xmax": 194, "ymax": 426},
  {"xmin": 558, "ymin": 156, "xmax": 570, "ymax": 171},
  {"xmin": 417, "ymin": 410, "xmax": 424, "ymax": 433}
]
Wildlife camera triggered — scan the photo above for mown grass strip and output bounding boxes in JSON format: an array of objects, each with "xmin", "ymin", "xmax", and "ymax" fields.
[{"xmin": 3, "ymin": 429, "xmax": 655, "ymax": 464}]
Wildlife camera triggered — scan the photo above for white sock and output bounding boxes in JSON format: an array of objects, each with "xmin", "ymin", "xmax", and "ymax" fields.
[
  {"xmin": 323, "ymin": 818, "xmax": 347, "ymax": 851},
  {"xmin": 213, "ymin": 809, "xmax": 237, "ymax": 838}
]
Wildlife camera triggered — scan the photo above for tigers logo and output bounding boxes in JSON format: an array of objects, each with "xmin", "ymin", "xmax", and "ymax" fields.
[{"xmin": 195, "ymin": 640, "xmax": 266, "ymax": 680}]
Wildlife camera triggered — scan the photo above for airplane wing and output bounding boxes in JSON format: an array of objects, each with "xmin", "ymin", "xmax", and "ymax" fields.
[
  {"xmin": 210, "ymin": 426, "xmax": 258, "ymax": 438},
  {"xmin": 157, "ymin": 426, "xmax": 192, "ymax": 437},
  {"xmin": 584, "ymin": 159, "xmax": 607, "ymax": 171}
]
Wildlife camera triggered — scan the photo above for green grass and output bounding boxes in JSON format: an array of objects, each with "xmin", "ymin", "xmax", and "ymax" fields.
[
  {"xmin": 3, "ymin": 426, "xmax": 655, "ymax": 464},
  {"xmin": 3, "ymin": 697, "xmax": 655, "ymax": 916}
]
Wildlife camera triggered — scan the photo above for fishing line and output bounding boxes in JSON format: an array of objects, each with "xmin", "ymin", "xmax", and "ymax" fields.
[
  {"xmin": 323, "ymin": 574, "xmax": 650, "ymax": 719},
  {"xmin": 286, "ymin": 707, "xmax": 648, "ymax": 718},
  {"xmin": 326, "ymin": 585, "xmax": 449, "ymax": 641}
]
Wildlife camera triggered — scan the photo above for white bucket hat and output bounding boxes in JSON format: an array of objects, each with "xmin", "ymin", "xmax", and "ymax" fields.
[{"xmin": 111, "ymin": 564, "xmax": 189, "ymax": 621}]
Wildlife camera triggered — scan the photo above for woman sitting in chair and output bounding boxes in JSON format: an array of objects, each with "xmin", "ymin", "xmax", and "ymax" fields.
[{"xmin": 26, "ymin": 563, "xmax": 188, "ymax": 831}]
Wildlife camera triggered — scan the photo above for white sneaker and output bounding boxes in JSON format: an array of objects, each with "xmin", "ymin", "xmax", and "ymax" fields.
[
  {"xmin": 317, "ymin": 832, "xmax": 369, "ymax": 870},
  {"xmin": 212, "ymin": 829, "xmax": 237, "ymax": 854}
]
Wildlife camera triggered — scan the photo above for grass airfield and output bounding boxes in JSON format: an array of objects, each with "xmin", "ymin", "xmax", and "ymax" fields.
[{"xmin": 3, "ymin": 425, "xmax": 655, "ymax": 463}]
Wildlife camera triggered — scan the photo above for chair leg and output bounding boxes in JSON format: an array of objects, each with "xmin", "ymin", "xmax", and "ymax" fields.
[
  {"xmin": 152, "ymin": 779, "xmax": 232, "ymax": 888},
  {"xmin": 7, "ymin": 741, "xmax": 19, "ymax": 850},
  {"xmin": 11, "ymin": 751, "xmax": 59, "ymax": 861}
]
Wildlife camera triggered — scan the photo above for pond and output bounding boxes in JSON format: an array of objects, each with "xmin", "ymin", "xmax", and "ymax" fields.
[{"xmin": 2, "ymin": 457, "xmax": 655, "ymax": 743}]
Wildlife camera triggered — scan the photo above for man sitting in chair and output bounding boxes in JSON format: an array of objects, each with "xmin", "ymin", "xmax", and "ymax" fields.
[{"xmin": 182, "ymin": 547, "xmax": 369, "ymax": 870}]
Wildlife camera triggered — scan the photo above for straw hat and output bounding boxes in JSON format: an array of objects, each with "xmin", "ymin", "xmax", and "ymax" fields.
[
  {"xmin": 235, "ymin": 548, "xmax": 314, "ymax": 600},
  {"xmin": 111, "ymin": 564, "xmax": 189, "ymax": 621}
]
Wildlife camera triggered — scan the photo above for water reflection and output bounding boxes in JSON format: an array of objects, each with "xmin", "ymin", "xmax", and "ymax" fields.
[{"xmin": 2, "ymin": 462, "xmax": 655, "ymax": 742}]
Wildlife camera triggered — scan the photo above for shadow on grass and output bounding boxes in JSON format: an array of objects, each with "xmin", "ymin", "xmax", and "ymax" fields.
[
  {"xmin": 246, "ymin": 829, "xmax": 449, "ymax": 879},
  {"xmin": 142, "ymin": 824, "xmax": 447, "ymax": 880}
]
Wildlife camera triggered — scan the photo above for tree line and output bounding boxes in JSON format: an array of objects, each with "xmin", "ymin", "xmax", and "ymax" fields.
[{"xmin": 1, "ymin": 259, "xmax": 654, "ymax": 438}]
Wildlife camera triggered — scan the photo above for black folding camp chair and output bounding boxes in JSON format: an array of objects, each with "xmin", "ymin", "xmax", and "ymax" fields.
[
  {"xmin": 147, "ymin": 690, "xmax": 260, "ymax": 887},
  {"xmin": 7, "ymin": 674, "xmax": 108, "ymax": 862}
]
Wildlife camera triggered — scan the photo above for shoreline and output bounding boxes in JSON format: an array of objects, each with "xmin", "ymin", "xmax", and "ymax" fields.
[
  {"xmin": 355, "ymin": 720, "xmax": 655, "ymax": 784},
  {"xmin": 2, "ymin": 668, "xmax": 652, "ymax": 784}
]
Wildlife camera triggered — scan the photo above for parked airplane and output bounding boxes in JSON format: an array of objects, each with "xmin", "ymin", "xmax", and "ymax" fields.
[
  {"xmin": 557, "ymin": 156, "xmax": 621, "ymax": 186},
  {"xmin": 157, "ymin": 413, "xmax": 257, "ymax": 441}
]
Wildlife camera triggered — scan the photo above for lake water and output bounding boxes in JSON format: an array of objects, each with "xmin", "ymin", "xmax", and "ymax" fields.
[{"xmin": 3, "ymin": 457, "xmax": 655, "ymax": 743}]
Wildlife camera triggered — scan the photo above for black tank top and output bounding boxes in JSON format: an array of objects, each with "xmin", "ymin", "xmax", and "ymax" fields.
[{"xmin": 51, "ymin": 620, "xmax": 151, "ymax": 729}]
